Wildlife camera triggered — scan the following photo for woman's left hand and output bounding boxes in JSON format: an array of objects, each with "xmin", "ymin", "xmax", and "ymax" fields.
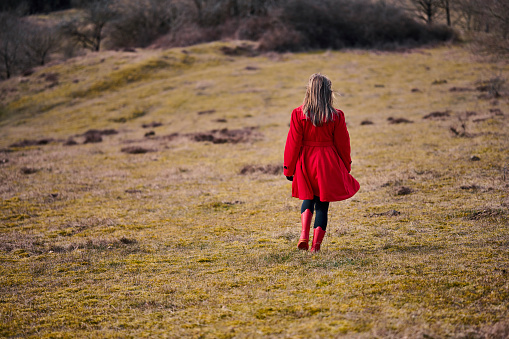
[{"xmin": 286, "ymin": 176, "xmax": 293, "ymax": 181}]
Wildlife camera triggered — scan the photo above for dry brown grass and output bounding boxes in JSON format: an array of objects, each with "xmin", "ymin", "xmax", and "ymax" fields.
[{"xmin": 0, "ymin": 41, "xmax": 508, "ymax": 337}]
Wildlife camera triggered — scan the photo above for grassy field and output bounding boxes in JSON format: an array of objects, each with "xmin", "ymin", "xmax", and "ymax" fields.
[{"xmin": 0, "ymin": 41, "xmax": 508, "ymax": 338}]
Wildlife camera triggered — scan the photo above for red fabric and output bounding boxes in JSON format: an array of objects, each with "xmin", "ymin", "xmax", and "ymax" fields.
[
  {"xmin": 284, "ymin": 105, "xmax": 360, "ymax": 202},
  {"xmin": 298, "ymin": 209, "xmax": 313, "ymax": 250},
  {"xmin": 311, "ymin": 226, "xmax": 326, "ymax": 252}
]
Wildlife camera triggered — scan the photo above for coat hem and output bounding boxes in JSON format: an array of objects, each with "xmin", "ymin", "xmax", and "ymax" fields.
[{"xmin": 291, "ymin": 190, "xmax": 359, "ymax": 202}]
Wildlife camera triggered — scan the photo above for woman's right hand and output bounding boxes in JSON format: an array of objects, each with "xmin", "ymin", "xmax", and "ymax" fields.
[{"xmin": 286, "ymin": 176, "xmax": 293, "ymax": 182}]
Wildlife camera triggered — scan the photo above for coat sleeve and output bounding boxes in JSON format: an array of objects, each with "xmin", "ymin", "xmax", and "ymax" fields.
[
  {"xmin": 333, "ymin": 110, "xmax": 352, "ymax": 173},
  {"xmin": 283, "ymin": 109, "xmax": 303, "ymax": 177}
]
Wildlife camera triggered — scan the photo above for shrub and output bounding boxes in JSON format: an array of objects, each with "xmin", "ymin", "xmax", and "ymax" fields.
[
  {"xmin": 258, "ymin": 21, "xmax": 304, "ymax": 52},
  {"xmin": 60, "ymin": 0, "xmax": 117, "ymax": 52},
  {"xmin": 108, "ymin": 0, "xmax": 192, "ymax": 48},
  {"xmin": 0, "ymin": 12, "xmax": 25, "ymax": 79},
  {"xmin": 23, "ymin": 23, "xmax": 60, "ymax": 66},
  {"xmin": 1, "ymin": 0, "xmax": 71, "ymax": 14},
  {"xmin": 67, "ymin": 0, "xmax": 454, "ymax": 53},
  {"xmin": 261, "ymin": 0, "xmax": 456, "ymax": 52},
  {"xmin": 0, "ymin": 12, "xmax": 60, "ymax": 79},
  {"xmin": 235, "ymin": 15, "xmax": 275, "ymax": 40}
]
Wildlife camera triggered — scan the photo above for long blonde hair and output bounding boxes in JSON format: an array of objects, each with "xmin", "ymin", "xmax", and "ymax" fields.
[{"xmin": 302, "ymin": 73, "xmax": 337, "ymax": 126}]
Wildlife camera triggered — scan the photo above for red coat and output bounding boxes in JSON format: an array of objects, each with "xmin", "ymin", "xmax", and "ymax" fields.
[{"xmin": 284, "ymin": 106, "xmax": 360, "ymax": 202}]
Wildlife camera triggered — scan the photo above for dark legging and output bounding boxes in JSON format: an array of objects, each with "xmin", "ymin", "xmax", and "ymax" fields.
[{"xmin": 301, "ymin": 196, "xmax": 330, "ymax": 231}]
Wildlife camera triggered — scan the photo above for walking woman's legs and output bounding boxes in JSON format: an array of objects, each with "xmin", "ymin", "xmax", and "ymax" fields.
[
  {"xmin": 313, "ymin": 197, "xmax": 329, "ymax": 231},
  {"xmin": 301, "ymin": 199, "xmax": 315, "ymax": 214},
  {"xmin": 298, "ymin": 199, "xmax": 314, "ymax": 250},
  {"xmin": 311, "ymin": 196, "xmax": 329, "ymax": 252}
]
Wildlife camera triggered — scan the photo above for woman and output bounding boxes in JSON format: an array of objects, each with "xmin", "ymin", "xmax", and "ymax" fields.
[{"xmin": 284, "ymin": 73, "xmax": 360, "ymax": 252}]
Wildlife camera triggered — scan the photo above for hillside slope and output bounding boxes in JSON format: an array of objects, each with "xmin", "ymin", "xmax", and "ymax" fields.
[{"xmin": 0, "ymin": 41, "xmax": 508, "ymax": 337}]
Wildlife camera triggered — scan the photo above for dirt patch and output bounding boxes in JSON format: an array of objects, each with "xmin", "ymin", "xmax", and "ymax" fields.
[
  {"xmin": 43, "ymin": 72, "xmax": 59, "ymax": 82},
  {"xmin": 220, "ymin": 44, "xmax": 258, "ymax": 57},
  {"xmin": 201, "ymin": 201, "xmax": 244, "ymax": 210},
  {"xmin": 221, "ymin": 201, "xmax": 244, "ymax": 206},
  {"xmin": 83, "ymin": 129, "xmax": 118, "ymax": 136},
  {"xmin": 245, "ymin": 66, "xmax": 259, "ymax": 71},
  {"xmin": 0, "ymin": 158, "xmax": 8, "ymax": 165},
  {"xmin": 396, "ymin": 186, "xmax": 413, "ymax": 195},
  {"xmin": 214, "ymin": 119, "xmax": 227, "ymax": 123},
  {"xmin": 473, "ymin": 108, "xmax": 506, "ymax": 122},
  {"xmin": 475, "ymin": 77, "xmax": 505, "ymax": 98},
  {"xmin": 84, "ymin": 133, "xmax": 102, "ymax": 143},
  {"xmin": 119, "ymin": 237, "xmax": 137, "ymax": 245},
  {"xmin": 460, "ymin": 184, "xmax": 480, "ymax": 190},
  {"xmin": 21, "ymin": 167, "xmax": 38, "ymax": 175},
  {"xmin": 388, "ymin": 117, "xmax": 413, "ymax": 124},
  {"xmin": 50, "ymin": 237, "xmax": 139, "ymax": 253},
  {"xmin": 360, "ymin": 120, "xmax": 374, "ymax": 125},
  {"xmin": 411, "ymin": 88, "xmax": 421, "ymax": 92},
  {"xmin": 423, "ymin": 111, "xmax": 451, "ymax": 120},
  {"xmin": 163, "ymin": 133, "xmax": 180, "ymax": 141},
  {"xmin": 465, "ymin": 208, "xmax": 506, "ymax": 220},
  {"xmin": 144, "ymin": 131, "xmax": 155, "ymax": 137},
  {"xmin": 489, "ymin": 108, "xmax": 504, "ymax": 116},
  {"xmin": 40, "ymin": 72, "xmax": 59, "ymax": 87},
  {"xmin": 472, "ymin": 115, "xmax": 492, "ymax": 123},
  {"xmin": 239, "ymin": 164, "xmax": 282, "ymax": 175},
  {"xmin": 82, "ymin": 129, "xmax": 118, "ymax": 144},
  {"xmin": 470, "ymin": 155, "xmax": 480, "ymax": 161},
  {"xmin": 449, "ymin": 87, "xmax": 473, "ymax": 92},
  {"xmin": 142, "ymin": 122, "xmax": 163, "ymax": 128},
  {"xmin": 125, "ymin": 189, "xmax": 142, "ymax": 193},
  {"xmin": 187, "ymin": 127, "xmax": 261, "ymax": 144},
  {"xmin": 121, "ymin": 146, "xmax": 154, "ymax": 154},
  {"xmin": 10, "ymin": 138, "xmax": 54, "ymax": 148},
  {"xmin": 368, "ymin": 210, "xmax": 401, "ymax": 217},
  {"xmin": 64, "ymin": 138, "xmax": 78, "ymax": 146},
  {"xmin": 197, "ymin": 109, "xmax": 216, "ymax": 115}
]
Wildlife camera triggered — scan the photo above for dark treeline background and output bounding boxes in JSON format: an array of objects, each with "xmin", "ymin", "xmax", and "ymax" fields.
[
  {"xmin": 0, "ymin": 0, "xmax": 507, "ymax": 80},
  {"xmin": 0, "ymin": 0, "xmax": 71, "ymax": 14}
]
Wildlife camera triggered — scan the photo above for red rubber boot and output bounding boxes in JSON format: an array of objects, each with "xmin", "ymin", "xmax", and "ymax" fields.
[
  {"xmin": 310, "ymin": 226, "xmax": 326, "ymax": 252},
  {"xmin": 297, "ymin": 209, "xmax": 313, "ymax": 250}
]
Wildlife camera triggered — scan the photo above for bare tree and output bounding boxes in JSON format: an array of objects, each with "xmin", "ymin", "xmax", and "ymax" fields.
[
  {"xmin": 24, "ymin": 23, "xmax": 60, "ymax": 66},
  {"xmin": 194, "ymin": 0, "xmax": 278, "ymax": 25},
  {"xmin": 455, "ymin": 0, "xmax": 509, "ymax": 57},
  {"xmin": 61, "ymin": 0, "xmax": 116, "ymax": 51},
  {"xmin": 455, "ymin": 0, "xmax": 490, "ymax": 31},
  {"xmin": 0, "ymin": 12, "xmax": 24, "ymax": 79},
  {"xmin": 193, "ymin": 0, "xmax": 205, "ymax": 23},
  {"xmin": 109, "ymin": 0, "xmax": 185, "ymax": 48},
  {"xmin": 240, "ymin": 0, "xmax": 278, "ymax": 16},
  {"xmin": 487, "ymin": 0, "xmax": 509, "ymax": 39},
  {"xmin": 476, "ymin": 0, "xmax": 509, "ymax": 56},
  {"xmin": 439, "ymin": 0, "xmax": 451, "ymax": 26},
  {"xmin": 409, "ymin": 0, "xmax": 441, "ymax": 24}
]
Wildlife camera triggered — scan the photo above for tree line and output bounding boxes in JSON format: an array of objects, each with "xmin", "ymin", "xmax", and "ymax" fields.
[
  {"xmin": 406, "ymin": 0, "xmax": 508, "ymax": 55},
  {"xmin": 0, "ymin": 0, "xmax": 71, "ymax": 14},
  {"xmin": 1, "ymin": 0, "xmax": 507, "ymax": 80}
]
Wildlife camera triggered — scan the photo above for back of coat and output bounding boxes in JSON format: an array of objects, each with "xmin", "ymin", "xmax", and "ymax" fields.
[{"xmin": 283, "ymin": 105, "xmax": 360, "ymax": 202}]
